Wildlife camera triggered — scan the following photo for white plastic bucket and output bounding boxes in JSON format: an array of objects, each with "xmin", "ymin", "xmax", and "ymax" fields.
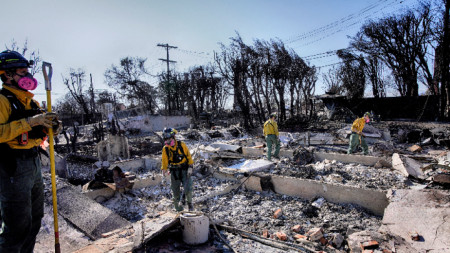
[{"xmin": 179, "ymin": 213, "xmax": 209, "ymax": 245}]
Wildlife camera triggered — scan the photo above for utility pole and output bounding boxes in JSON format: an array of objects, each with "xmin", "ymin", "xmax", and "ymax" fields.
[{"xmin": 157, "ymin": 43, "xmax": 177, "ymax": 114}]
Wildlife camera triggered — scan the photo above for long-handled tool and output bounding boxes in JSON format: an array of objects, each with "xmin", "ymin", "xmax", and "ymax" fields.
[{"xmin": 43, "ymin": 62, "xmax": 61, "ymax": 253}]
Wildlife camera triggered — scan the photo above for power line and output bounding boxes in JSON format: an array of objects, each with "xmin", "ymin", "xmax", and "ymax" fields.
[
  {"xmin": 286, "ymin": 0, "xmax": 418, "ymax": 48},
  {"xmin": 295, "ymin": 0, "xmax": 403, "ymax": 48},
  {"xmin": 285, "ymin": 0, "xmax": 392, "ymax": 44}
]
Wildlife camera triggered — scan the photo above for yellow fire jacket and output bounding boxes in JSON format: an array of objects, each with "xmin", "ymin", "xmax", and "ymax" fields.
[
  {"xmin": 0, "ymin": 84, "xmax": 42, "ymax": 149},
  {"xmin": 161, "ymin": 140, "xmax": 194, "ymax": 171},
  {"xmin": 263, "ymin": 119, "xmax": 279, "ymax": 136},
  {"xmin": 351, "ymin": 117, "xmax": 366, "ymax": 134}
]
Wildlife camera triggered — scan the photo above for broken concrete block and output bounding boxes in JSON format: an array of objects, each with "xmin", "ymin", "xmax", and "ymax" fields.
[
  {"xmin": 332, "ymin": 233, "xmax": 344, "ymax": 248},
  {"xmin": 97, "ymin": 134, "xmax": 130, "ymax": 162},
  {"xmin": 275, "ymin": 231, "xmax": 287, "ymax": 241},
  {"xmin": 291, "ymin": 224, "xmax": 301, "ymax": 233},
  {"xmin": 408, "ymin": 145, "xmax": 423, "ymax": 153},
  {"xmin": 306, "ymin": 227, "xmax": 323, "ymax": 241},
  {"xmin": 273, "ymin": 208, "xmax": 282, "ymax": 219},
  {"xmin": 392, "ymin": 153, "xmax": 425, "ymax": 179}
]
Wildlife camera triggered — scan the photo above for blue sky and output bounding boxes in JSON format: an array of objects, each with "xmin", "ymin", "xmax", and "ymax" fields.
[{"xmin": 1, "ymin": 0, "xmax": 420, "ymax": 104}]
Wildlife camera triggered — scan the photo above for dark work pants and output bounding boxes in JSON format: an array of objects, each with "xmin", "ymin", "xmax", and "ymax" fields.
[
  {"xmin": 347, "ymin": 133, "xmax": 369, "ymax": 155},
  {"xmin": 0, "ymin": 155, "xmax": 44, "ymax": 253},
  {"xmin": 170, "ymin": 167, "xmax": 193, "ymax": 204}
]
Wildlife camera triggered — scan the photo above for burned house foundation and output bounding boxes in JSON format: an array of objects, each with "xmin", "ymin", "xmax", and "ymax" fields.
[{"xmin": 34, "ymin": 121, "xmax": 450, "ymax": 253}]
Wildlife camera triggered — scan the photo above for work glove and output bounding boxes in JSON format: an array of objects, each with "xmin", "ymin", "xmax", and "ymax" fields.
[
  {"xmin": 27, "ymin": 112, "xmax": 57, "ymax": 128},
  {"xmin": 187, "ymin": 165, "xmax": 193, "ymax": 177}
]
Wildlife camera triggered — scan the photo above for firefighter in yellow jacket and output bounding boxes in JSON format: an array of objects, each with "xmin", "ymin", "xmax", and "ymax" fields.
[
  {"xmin": 0, "ymin": 50, "xmax": 61, "ymax": 252},
  {"xmin": 161, "ymin": 128, "xmax": 194, "ymax": 211},
  {"xmin": 263, "ymin": 113, "xmax": 280, "ymax": 161},
  {"xmin": 347, "ymin": 112, "xmax": 371, "ymax": 155}
]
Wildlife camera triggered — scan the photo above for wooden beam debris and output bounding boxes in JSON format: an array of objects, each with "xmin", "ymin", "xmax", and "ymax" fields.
[{"xmin": 216, "ymin": 224, "xmax": 318, "ymax": 253}]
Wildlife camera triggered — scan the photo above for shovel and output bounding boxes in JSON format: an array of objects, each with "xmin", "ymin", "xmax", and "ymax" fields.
[{"xmin": 43, "ymin": 62, "xmax": 61, "ymax": 253}]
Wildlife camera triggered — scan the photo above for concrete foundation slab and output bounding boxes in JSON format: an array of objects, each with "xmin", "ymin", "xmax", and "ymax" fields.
[
  {"xmin": 57, "ymin": 185, "xmax": 131, "ymax": 239},
  {"xmin": 244, "ymin": 175, "xmax": 388, "ymax": 216},
  {"xmin": 314, "ymin": 152, "xmax": 382, "ymax": 166},
  {"xmin": 108, "ymin": 156, "xmax": 161, "ymax": 173},
  {"xmin": 379, "ymin": 189, "xmax": 450, "ymax": 253}
]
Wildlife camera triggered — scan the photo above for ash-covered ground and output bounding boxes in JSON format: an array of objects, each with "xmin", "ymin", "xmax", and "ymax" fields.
[
  {"xmin": 37, "ymin": 121, "xmax": 450, "ymax": 252},
  {"xmin": 82, "ymin": 170, "xmax": 381, "ymax": 252},
  {"xmin": 202, "ymin": 187, "xmax": 381, "ymax": 252},
  {"xmin": 270, "ymin": 158, "xmax": 408, "ymax": 190}
]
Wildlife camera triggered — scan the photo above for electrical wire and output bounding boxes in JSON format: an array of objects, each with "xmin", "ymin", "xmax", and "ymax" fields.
[{"xmin": 286, "ymin": 0, "xmax": 419, "ymax": 48}]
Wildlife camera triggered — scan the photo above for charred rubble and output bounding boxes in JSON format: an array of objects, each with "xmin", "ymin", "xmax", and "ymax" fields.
[{"xmin": 34, "ymin": 116, "xmax": 450, "ymax": 253}]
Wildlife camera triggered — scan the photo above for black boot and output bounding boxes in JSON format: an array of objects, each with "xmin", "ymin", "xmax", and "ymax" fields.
[{"xmin": 188, "ymin": 203, "xmax": 194, "ymax": 211}]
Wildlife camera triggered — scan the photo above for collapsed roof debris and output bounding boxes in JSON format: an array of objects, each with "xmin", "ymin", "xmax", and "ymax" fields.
[{"xmin": 34, "ymin": 118, "xmax": 450, "ymax": 253}]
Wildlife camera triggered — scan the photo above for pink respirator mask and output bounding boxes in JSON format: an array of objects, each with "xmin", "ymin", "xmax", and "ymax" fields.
[
  {"xmin": 365, "ymin": 118, "xmax": 370, "ymax": 123},
  {"xmin": 16, "ymin": 73, "xmax": 38, "ymax": 91},
  {"xmin": 165, "ymin": 139, "xmax": 175, "ymax": 146}
]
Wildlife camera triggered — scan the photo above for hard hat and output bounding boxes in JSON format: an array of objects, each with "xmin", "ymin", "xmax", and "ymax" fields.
[
  {"xmin": 270, "ymin": 112, "xmax": 277, "ymax": 118},
  {"xmin": 162, "ymin": 127, "xmax": 177, "ymax": 139},
  {"xmin": 364, "ymin": 112, "xmax": 372, "ymax": 118},
  {"xmin": 0, "ymin": 50, "xmax": 34, "ymax": 72}
]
